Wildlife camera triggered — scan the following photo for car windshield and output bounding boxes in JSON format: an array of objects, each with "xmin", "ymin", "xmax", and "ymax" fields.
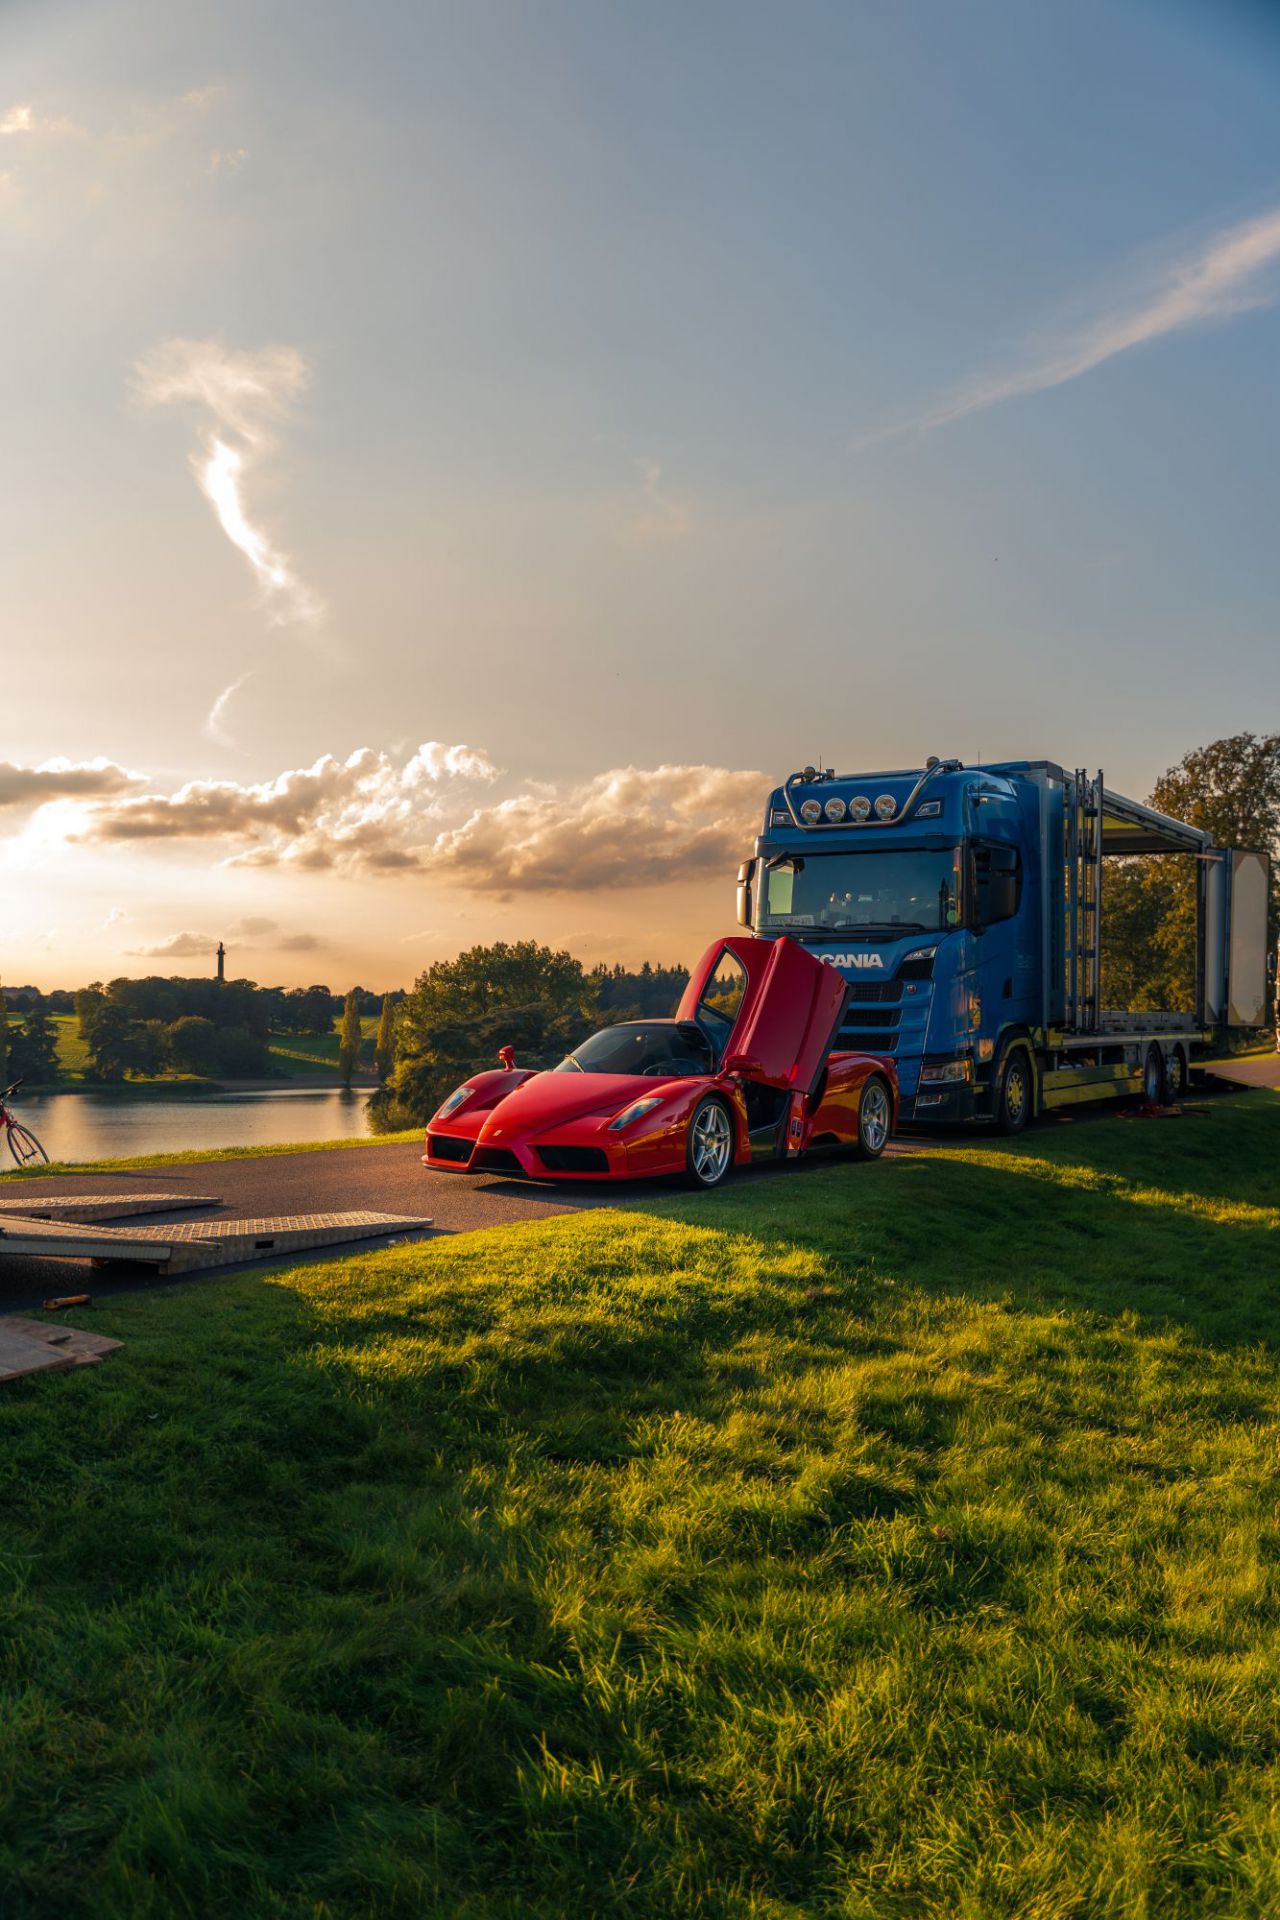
[
  {"xmin": 757, "ymin": 849, "xmax": 960, "ymax": 935},
  {"xmin": 555, "ymin": 1021, "xmax": 714, "ymax": 1077}
]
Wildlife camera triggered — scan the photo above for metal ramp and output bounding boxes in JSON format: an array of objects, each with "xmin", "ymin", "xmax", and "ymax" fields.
[
  {"xmin": 0, "ymin": 1210, "xmax": 434, "ymax": 1275},
  {"xmin": 0, "ymin": 1193, "xmax": 218, "ymax": 1224}
]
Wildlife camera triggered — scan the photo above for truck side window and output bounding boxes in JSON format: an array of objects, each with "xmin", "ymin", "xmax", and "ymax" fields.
[{"xmin": 972, "ymin": 844, "xmax": 1021, "ymax": 927}]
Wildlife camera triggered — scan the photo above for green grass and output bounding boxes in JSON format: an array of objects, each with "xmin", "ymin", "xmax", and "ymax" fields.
[{"xmin": 2, "ymin": 1092, "xmax": 1279, "ymax": 1917}]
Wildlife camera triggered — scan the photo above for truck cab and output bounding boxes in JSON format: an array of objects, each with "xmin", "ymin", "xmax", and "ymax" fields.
[{"xmin": 737, "ymin": 758, "xmax": 1269, "ymax": 1127}]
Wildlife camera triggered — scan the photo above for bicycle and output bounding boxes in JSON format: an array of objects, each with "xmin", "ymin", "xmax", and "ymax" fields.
[{"xmin": 0, "ymin": 1079, "xmax": 49, "ymax": 1167}]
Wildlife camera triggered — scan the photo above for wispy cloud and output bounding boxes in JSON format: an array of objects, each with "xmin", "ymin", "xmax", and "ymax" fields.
[
  {"xmin": 205, "ymin": 669, "xmax": 257, "ymax": 747},
  {"xmin": 914, "ymin": 204, "xmax": 1280, "ymax": 433},
  {"xmin": 0, "ymin": 103, "xmax": 84, "ymax": 140},
  {"xmin": 133, "ymin": 338, "xmax": 324, "ymax": 625},
  {"xmin": 630, "ymin": 459, "xmax": 691, "ymax": 544}
]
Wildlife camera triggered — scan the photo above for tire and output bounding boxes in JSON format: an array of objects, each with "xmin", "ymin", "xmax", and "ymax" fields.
[
  {"xmin": 1167, "ymin": 1045, "xmax": 1187, "ymax": 1103},
  {"xmin": 852, "ymin": 1073, "xmax": 892, "ymax": 1159},
  {"xmin": 994, "ymin": 1047, "xmax": 1034, "ymax": 1136},
  {"xmin": 686, "ymin": 1095, "xmax": 735, "ymax": 1190},
  {"xmin": 1142, "ymin": 1043, "xmax": 1165, "ymax": 1107},
  {"xmin": 7, "ymin": 1122, "xmax": 48, "ymax": 1167}
]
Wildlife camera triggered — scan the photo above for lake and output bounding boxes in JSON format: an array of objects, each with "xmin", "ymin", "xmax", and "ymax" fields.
[{"xmin": 8, "ymin": 1087, "xmax": 382, "ymax": 1166}]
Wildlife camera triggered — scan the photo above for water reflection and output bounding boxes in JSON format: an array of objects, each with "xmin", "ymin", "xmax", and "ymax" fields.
[{"xmin": 9, "ymin": 1087, "xmax": 376, "ymax": 1165}]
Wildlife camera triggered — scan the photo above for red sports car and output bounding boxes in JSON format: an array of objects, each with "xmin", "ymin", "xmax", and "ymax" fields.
[{"xmin": 422, "ymin": 935, "xmax": 896, "ymax": 1189}]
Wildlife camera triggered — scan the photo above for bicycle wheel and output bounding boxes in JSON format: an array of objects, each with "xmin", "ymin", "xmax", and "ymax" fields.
[{"xmin": 8, "ymin": 1122, "xmax": 49, "ymax": 1167}]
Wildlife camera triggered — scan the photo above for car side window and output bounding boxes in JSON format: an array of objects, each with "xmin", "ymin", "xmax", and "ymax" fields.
[{"xmin": 697, "ymin": 950, "xmax": 747, "ymax": 1058}]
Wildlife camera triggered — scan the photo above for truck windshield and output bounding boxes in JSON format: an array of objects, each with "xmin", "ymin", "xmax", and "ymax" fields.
[{"xmin": 757, "ymin": 850, "xmax": 960, "ymax": 936}]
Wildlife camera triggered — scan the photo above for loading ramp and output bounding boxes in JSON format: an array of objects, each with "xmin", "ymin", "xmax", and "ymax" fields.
[
  {"xmin": 0, "ymin": 1209, "xmax": 434, "ymax": 1276},
  {"xmin": 0, "ymin": 1193, "xmax": 219, "ymax": 1223}
]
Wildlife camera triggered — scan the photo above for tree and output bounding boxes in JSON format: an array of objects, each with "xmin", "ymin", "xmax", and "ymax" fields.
[
  {"xmin": 0, "ymin": 983, "xmax": 7, "ymax": 1088},
  {"xmin": 7, "ymin": 1007, "xmax": 60, "ymax": 1085},
  {"xmin": 1100, "ymin": 733, "xmax": 1280, "ymax": 1014},
  {"xmin": 81, "ymin": 1002, "xmax": 166, "ymax": 1081},
  {"xmin": 373, "ymin": 995, "xmax": 397, "ymax": 1082},
  {"xmin": 165, "ymin": 1015, "xmax": 221, "ymax": 1078},
  {"xmin": 371, "ymin": 941, "xmax": 593, "ymax": 1130},
  {"xmin": 338, "ymin": 989, "xmax": 363, "ymax": 1087}
]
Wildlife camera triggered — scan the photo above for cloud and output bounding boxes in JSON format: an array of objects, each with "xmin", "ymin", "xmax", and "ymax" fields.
[
  {"xmin": 103, "ymin": 906, "xmax": 130, "ymax": 928},
  {"xmin": 133, "ymin": 338, "xmax": 323, "ymax": 625},
  {"xmin": 205, "ymin": 669, "xmax": 257, "ymax": 746},
  {"xmin": 207, "ymin": 147, "xmax": 247, "ymax": 175},
  {"xmin": 130, "ymin": 917, "xmax": 323, "ymax": 958},
  {"xmin": 0, "ymin": 103, "xmax": 84, "ymax": 140},
  {"xmin": 913, "ymin": 203, "xmax": 1280, "ymax": 433},
  {"xmin": 630, "ymin": 459, "xmax": 691, "ymax": 544},
  {"xmin": 426, "ymin": 764, "xmax": 764, "ymax": 892},
  {"xmin": 0, "ymin": 755, "xmax": 143, "ymax": 809},
  {"xmin": 78, "ymin": 740, "xmax": 500, "ymax": 872},
  {"xmin": 130, "ymin": 930, "xmax": 218, "ymax": 959}
]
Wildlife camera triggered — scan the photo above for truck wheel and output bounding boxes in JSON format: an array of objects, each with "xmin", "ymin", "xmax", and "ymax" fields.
[
  {"xmin": 1142, "ymin": 1044, "xmax": 1165, "ymax": 1106},
  {"xmin": 995, "ymin": 1047, "xmax": 1033, "ymax": 1135},
  {"xmin": 1167, "ymin": 1046, "xmax": 1187, "ymax": 1102},
  {"xmin": 686, "ymin": 1096, "xmax": 734, "ymax": 1190},
  {"xmin": 851, "ymin": 1074, "xmax": 892, "ymax": 1159}
]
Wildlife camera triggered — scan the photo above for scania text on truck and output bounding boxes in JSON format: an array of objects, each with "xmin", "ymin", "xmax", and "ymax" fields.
[{"xmin": 735, "ymin": 759, "xmax": 1271, "ymax": 1129}]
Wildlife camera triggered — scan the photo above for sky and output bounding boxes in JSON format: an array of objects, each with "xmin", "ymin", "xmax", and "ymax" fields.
[{"xmin": 2, "ymin": 0, "xmax": 1278, "ymax": 989}]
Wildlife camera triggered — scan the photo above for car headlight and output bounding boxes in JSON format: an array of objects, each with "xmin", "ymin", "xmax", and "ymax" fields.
[
  {"xmin": 434, "ymin": 1085, "xmax": 475, "ymax": 1119},
  {"xmin": 607, "ymin": 1095, "xmax": 664, "ymax": 1131}
]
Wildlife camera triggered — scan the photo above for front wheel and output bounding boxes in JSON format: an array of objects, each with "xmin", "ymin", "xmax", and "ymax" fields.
[
  {"xmin": 852, "ymin": 1073, "xmax": 892, "ymax": 1159},
  {"xmin": 686, "ymin": 1096, "xmax": 734, "ymax": 1190},
  {"xmin": 994, "ymin": 1048, "xmax": 1034, "ymax": 1135},
  {"xmin": 7, "ymin": 1122, "xmax": 48, "ymax": 1167},
  {"xmin": 1142, "ymin": 1043, "xmax": 1165, "ymax": 1107}
]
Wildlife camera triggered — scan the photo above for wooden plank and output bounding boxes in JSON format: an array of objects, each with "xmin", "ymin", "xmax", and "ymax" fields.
[
  {"xmin": 0, "ymin": 1326, "xmax": 79, "ymax": 1383},
  {"xmin": 3, "ymin": 1317, "xmax": 123, "ymax": 1359}
]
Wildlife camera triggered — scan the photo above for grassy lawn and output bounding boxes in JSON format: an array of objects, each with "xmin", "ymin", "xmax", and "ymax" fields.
[{"xmin": 2, "ymin": 1092, "xmax": 1279, "ymax": 1917}]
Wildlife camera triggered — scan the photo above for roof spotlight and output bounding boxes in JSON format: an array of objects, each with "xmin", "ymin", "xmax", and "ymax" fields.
[
  {"xmin": 824, "ymin": 797, "xmax": 847, "ymax": 822},
  {"xmin": 874, "ymin": 794, "xmax": 897, "ymax": 820},
  {"xmin": 800, "ymin": 798, "xmax": 823, "ymax": 823},
  {"xmin": 849, "ymin": 795, "xmax": 872, "ymax": 821}
]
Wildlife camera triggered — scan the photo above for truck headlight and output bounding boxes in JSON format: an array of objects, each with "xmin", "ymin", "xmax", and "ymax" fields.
[
  {"xmin": 918, "ymin": 1058, "xmax": 972, "ymax": 1085},
  {"xmin": 608, "ymin": 1096, "xmax": 663, "ymax": 1131}
]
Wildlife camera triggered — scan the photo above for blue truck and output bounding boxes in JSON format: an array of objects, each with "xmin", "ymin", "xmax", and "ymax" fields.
[{"xmin": 735, "ymin": 759, "xmax": 1272, "ymax": 1129}]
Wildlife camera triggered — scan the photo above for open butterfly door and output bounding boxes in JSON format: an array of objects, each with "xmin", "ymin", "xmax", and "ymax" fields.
[{"xmin": 719, "ymin": 936, "xmax": 848, "ymax": 1093}]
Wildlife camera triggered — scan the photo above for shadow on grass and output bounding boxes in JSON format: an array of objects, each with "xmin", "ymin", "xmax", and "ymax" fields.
[{"xmin": 3, "ymin": 1095, "xmax": 1280, "ymax": 1916}]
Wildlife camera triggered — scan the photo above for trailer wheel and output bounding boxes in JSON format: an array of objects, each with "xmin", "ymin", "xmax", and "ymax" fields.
[
  {"xmin": 1142, "ymin": 1044, "xmax": 1165, "ymax": 1106},
  {"xmin": 995, "ymin": 1046, "xmax": 1034, "ymax": 1135},
  {"xmin": 1167, "ymin": 1045, "xmax": 1187, "ymax": 1102}
]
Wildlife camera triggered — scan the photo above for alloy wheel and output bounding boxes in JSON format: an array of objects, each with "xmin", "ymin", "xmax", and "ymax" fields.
[
  {"xmin": 691, "ymin": 1102, "xmax": 732, "ymax": 1184},
  {"xmin": 861, "ymin": 1079, "xmax": 890, "ymax": 1152}
]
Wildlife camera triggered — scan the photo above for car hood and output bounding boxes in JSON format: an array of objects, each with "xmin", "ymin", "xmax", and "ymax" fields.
[{"xmin": 477, "ymin": 1070, "xmax": 691, "ymax": 1137}]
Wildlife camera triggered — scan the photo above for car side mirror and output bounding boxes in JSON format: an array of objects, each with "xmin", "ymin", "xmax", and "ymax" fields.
[
  {"xmin": 736, "ymin": 859, "xmax": 756, "ymax": 930},
  {"xmin": 722, "ymin": 1050, "xmax": 757, "ymax": 1077},
  {"xmin": 498, "ymin": 1046, "xmax": 516, "ymax": 1070}
]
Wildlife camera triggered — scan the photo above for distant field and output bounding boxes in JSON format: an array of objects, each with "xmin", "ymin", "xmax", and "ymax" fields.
[{"xmin": 44, "ymin": 1013, "xmax": 379, "ymax": 1085}]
